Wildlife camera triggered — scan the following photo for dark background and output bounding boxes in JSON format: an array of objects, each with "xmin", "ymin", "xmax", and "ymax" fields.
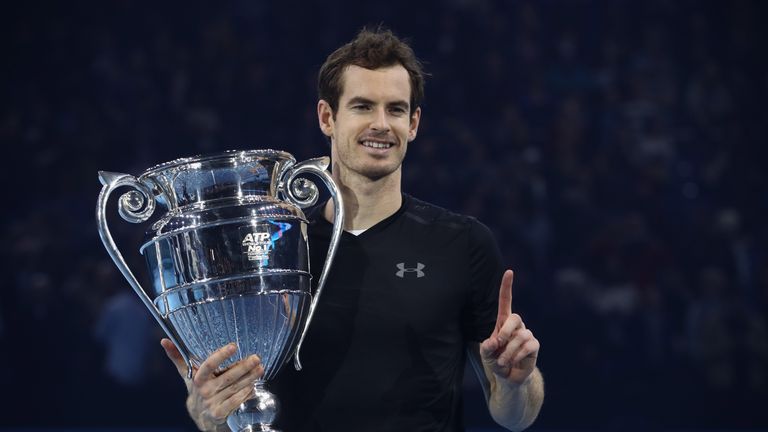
[{"xmin": 2, "ymin": 0, "xmax": 767, "ymax": 430}]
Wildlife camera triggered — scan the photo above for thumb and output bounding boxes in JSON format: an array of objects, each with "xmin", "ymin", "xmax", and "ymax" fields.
[{"xmin": 160, "ymin": 338, "xmax": 188, "ymax": 378}]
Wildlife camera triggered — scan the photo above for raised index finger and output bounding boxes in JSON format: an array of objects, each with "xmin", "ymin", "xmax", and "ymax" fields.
[
  {"xmin": 496, "ymin": 270, "xmax": 514, "ymax": 324},
  {"xmin": 196, "ymin": 343, "xmax": 237, "ymax": 381}
]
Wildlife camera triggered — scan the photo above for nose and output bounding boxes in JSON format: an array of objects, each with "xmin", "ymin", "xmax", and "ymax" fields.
[{"xmin": 370, "ymin": 107, "xmax": 391, "ymax": 132}]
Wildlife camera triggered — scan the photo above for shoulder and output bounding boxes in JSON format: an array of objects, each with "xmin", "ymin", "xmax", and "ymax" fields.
[
  {"xmin": 403, "ymin": 195, "xmax": 496, "ymax": 249},
  {"xmin": 403, "ymin": 194, "xmax": 486, "ymax": 233}
]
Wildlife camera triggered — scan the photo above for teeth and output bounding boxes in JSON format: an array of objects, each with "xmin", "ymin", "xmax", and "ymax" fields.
[{"xmin": 362, "ymin": 141, "xmax": 392, "ymax": 149}]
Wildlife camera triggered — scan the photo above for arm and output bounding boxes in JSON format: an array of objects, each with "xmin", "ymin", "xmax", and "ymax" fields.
[{"xmin": 469, "ymin": 270, "xmax": 544, "ymax": 431}]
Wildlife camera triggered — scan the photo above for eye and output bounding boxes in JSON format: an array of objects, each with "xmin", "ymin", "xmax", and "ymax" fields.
[
  {"xmin": 352, "ymin": 104, "xmax": 371, "ymax": 111},
  {"xmin": 389, "ymin": 106, "xmax": 407, "ymax": 115}
]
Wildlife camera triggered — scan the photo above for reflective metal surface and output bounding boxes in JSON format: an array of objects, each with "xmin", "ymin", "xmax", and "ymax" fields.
[{"xmin": 96, "ymin": 150, "xmax": 344, "ymax": 432}]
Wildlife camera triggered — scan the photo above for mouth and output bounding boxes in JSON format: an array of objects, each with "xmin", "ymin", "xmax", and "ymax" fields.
[{"xmin": 359, "ymin": 139, "xmax": 395, "ymax": 150}]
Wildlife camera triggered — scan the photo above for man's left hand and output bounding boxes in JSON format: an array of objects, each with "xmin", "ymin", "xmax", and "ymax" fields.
[{"xmin": 480, "ymin": 270, "xmax": 540, "ymax": 386}]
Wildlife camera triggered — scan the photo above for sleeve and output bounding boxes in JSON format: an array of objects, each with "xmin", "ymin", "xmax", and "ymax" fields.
[{"xmin": 462, "ymin": 218, "xmax": 505, "ymax": 342}]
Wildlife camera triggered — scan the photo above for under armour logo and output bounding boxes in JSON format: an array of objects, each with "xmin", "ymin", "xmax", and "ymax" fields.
[{"xmin": 396, "ymin": 262, "xmax": 426, "ymax": 278}]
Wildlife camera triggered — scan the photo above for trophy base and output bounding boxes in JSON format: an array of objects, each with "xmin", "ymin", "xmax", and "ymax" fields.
[{"xmin": 227, "ymin": 381, "xmax": 280, "ymax": 432}]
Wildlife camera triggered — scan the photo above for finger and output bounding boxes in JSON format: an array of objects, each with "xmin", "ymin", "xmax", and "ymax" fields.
[
  {"xmin": 211, "ymin": 355, "xmax": 262, "ymax": 393},
  {"xmin": 479, "ymin": 336, "xmax": 501, "ymax": 361},
  {"xmin": 497, "ymin": 329, "xmax": 532, "ymax": 365},
  {"xmin": 496, "ymin": 270, "xmax": 515, "ymax": 324},
  {"xmin": 210, "ymin": 382, "xmax": 257, "ymax": 421},
  {"xmin": 196, "ymin": 343, "xmax": 238, "ymax": 384},
  {"xmin": 497, "ymin": 339, "xmax": 523, "ymax": 367},
  {"xmin": 160, "ymin": 338, "xmax": 188, "ymax": 377},
  {"xmin": 206, "ymin": 359, "xmax": 264, "ymax": 407},
  {"xmin": 496, "ymin": 314, "xmax": 525, "ymax": 344},
  {"xmin": 512, "ymin": 339, "xmax": 540, "ymax": 364}
]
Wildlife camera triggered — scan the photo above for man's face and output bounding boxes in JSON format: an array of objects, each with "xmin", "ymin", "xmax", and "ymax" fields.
[{"xmin": 318, "ymin": 64, "xmax": 421, "ymax": 181}]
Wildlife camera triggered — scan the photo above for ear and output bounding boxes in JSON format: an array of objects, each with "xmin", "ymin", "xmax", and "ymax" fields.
[
  {"xmin": 318, "ymin": 100, "xmax": 335, "ymax": 138},
  {"xmin": 408, "ymin": 106, "xmax": 421, "ymax": 142}
]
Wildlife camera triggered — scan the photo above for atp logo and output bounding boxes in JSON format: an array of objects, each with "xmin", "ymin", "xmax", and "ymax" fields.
[
  {"xmin": 242, "ymin": 231, "xmax": 271, "ymax": 261},
  {"xmin": 239, "ymin": 221, "xmax": 292, "ymax": 265},
  {"xmin": 396, "ymin": 262, "xmax": 426, "ymax": 278}
]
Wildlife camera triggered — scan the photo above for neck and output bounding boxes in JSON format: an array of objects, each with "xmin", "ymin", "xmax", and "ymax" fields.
[{"xmin": 323, "ymin": 164, "xmax": 402, "ymax": 230}]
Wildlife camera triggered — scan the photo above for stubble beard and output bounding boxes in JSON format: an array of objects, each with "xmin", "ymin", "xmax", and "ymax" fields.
[
  {"xmin": 333, "ymin": 139, "xmax": 406, "ymax": 182},
  {"xmin": 344, "ymin": 157, "xmax": 403, "ymax": 182}
]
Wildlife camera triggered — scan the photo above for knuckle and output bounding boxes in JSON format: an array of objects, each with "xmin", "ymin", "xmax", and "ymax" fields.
[
  {"xmin": 248, "ymin": 366, "xmax": 264, "ymax": 378},
  {"xmin": 220, "ymin": 372, "xmax": 234, "ymax": 386},
  {"xmin": 198, "ymin": 385, "xmax": 214, "ymax": 399},
  {"xmin": 211, "ymin": 351, "xmax": 227, "ymax": 364},
  {"xmin": 192, "ymin": 374, "xmax": 207, "ymax": 387},
  {"xmin": 480, "ymin": 341, "xmax": 492, "ymax": 353},
  {"xmin": 202, "ymin": 397, "xmax": 213, "ymax": 409},
  {"xmin": 510, "ymin": 314, "xmax": 525, "ymax": 328},
  {"xmin": 198, "ymin": 362, "xmax": 214, "ymax": 376},
  {"xmin": 210, "ymin": 406, "xmax": 228, "ymax": 420},
  {"xmin": 239, "ymin": 384, "xmax": 254, "ymax": 398},
  {"xmin": 250, "ymin": 358, "xmax": 262, "ymax": 369},
  {"xmin": 205, "ymin": 348, "xmax": 230, "ymax": 366},
  {"xmin": 200, "ymin": 356, "xmax": 214, "ymax": 369},
  {"xmin": 192, "ymin": 373, "xmax": 202, "ymax": 385}
]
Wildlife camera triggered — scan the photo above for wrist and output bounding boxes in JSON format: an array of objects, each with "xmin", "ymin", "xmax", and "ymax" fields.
[
  {"xmin": 492, "ymin": 368, "xmax": 537, "ymax": 402},
  {"xmin": 505, "ymin": 371, "xmax": 534, "ymax": 388}
]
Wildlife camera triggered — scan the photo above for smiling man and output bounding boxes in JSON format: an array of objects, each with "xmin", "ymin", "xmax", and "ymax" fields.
[
  {"xmin": 162, "ymin": 28, "xmax": 544, "ymax": 432},
  {"xmin": 325, "ymin": 65, "xmax": 415, "ymax": 180}
]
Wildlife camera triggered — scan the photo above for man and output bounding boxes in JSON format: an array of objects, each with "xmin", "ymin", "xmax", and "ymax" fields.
[{"xmin": 162, "ymin": 28, "xmax": 544, "ymax": 431}]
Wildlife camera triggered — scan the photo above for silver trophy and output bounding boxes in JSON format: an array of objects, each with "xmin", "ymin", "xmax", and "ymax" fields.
[{"xmin": 96, "ymin": 150, "xmax": 344, "ymax": 432}]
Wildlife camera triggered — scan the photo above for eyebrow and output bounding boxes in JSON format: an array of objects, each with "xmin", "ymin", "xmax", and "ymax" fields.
[{"xmin": 346, "ymin": 96, "xmax": 410, "ymax": 111}]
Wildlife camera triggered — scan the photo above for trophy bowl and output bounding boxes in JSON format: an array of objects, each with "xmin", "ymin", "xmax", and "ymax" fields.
[{"xmin": 96, "ymin": 150, "xmax": 344, "ymax": 432}]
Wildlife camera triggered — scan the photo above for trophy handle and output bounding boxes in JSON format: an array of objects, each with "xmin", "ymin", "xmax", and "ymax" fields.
[
  {"xmin": 280, "ymin": 156, "xmax": 345, "ymax": 371},
  {"xmin": 96, "ymin": 171, "xmax": 194, "ymax": 378}
]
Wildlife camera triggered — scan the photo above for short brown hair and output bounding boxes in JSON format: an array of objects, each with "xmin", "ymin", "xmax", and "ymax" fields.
[{"xmin": 318, "ymin": 27, "xmax": 426, "ymax": 116}]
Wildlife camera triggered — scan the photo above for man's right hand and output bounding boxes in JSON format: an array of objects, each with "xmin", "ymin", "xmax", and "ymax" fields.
[{"xmin": 161, "ymin": 338, "xmax": 264, "ymax": 431}]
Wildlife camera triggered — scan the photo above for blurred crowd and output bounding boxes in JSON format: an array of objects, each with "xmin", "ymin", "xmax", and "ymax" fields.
[{"xmin": 2, "ymin": 0, "xmax": 767, "ymax": 429}]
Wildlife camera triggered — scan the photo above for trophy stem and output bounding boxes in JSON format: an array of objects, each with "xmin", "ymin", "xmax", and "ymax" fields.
[{"xmin": 226, "ymin": 380, "xmax": 281, "ymax": 432}]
